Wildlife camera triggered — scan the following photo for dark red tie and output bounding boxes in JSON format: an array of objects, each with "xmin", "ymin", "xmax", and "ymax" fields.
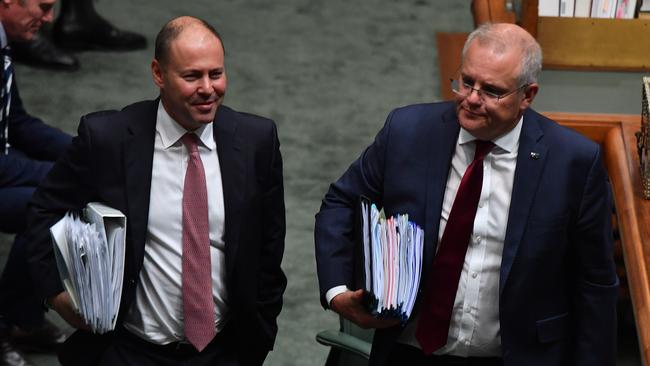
[
  {"xmin": 181, "ymin": 133, "xmax": 216, "ymax": 352},
  {"xmin": 415, "ymin": 140, "xmax": 494, "ymax": 354}
]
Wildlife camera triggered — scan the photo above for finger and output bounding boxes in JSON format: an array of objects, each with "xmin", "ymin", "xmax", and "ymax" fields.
[
  {"xmin": 71, "ymin": 314, "xmax": 91, "ymax": 331},
  {"xmin": 351, "ymin": 289, "xmax": 364, "ymax": 302}
]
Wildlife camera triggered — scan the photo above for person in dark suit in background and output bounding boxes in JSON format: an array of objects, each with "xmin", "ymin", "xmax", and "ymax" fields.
[
  {"xmin": 11, "ymin": 0, "xmax": 148, "ymax": 71},
  {"xmin": 314, "ymin": 23, "xmax": 618, "ymax": 366},
  {"xmin": 0, "ymin": 1, "xmax": 72, "ymax": 365},
  {"xmin": 26, "ymin": 15, "xmax": 286, "ymax": 366}
]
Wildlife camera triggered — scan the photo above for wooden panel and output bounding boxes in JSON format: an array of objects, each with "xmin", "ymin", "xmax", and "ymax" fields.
[
  {"xmin": 520, "ymin": 0, "xmax": 539, "ymax": 38},
  {"xmin": 471, "ymin": 0, "xmax": 516, "ymax": 26},
  {"xmin": 435, "ymin": 32, "xmax": 468, "ymax": 101},
  {"xmin": 537, "ymin": 17, "xmax": 650, "ymax": 71}
]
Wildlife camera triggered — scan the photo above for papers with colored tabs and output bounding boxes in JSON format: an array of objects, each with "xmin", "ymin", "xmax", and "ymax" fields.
[
  {"xmin": 359, "ymin": 198, "xmax": 424, "ymax": 324},
  {"xmin": 50, "ymin": 202, "xmax": 126, "ymax": 334}
]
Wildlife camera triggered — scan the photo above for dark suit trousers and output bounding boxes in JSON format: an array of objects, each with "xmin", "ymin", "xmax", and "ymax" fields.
[
  {"xmin": 386, "ymin": 343, "xmax": 503, "ymax": 366},
  {"xmin": 0, "ymin": 148, "xmax": 54, "ymax": 232},
  {"xmin": 98, "ymin": 326, "xmax": 241, "ymax": 366},
  {"xmin": 0, "ymin": 148, "xmax": 56, "ymax": 333}
]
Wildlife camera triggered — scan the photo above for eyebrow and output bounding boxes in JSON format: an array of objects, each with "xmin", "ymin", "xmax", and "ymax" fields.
[{"xmin": 460, "ymin": 73, "xmax": 508, "ymax": 92}]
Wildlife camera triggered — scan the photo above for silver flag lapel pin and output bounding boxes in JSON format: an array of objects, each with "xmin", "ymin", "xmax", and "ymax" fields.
[{"xmin": 530, "ymin": 152, "xmax": 540, "ymax": 159}]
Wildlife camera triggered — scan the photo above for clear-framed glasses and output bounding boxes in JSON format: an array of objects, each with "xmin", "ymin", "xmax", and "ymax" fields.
[{"xmin": 450, "ymin": 78, "xmax": 528, "ymax": 103}]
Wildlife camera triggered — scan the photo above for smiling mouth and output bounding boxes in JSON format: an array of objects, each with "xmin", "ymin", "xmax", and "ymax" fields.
[{"xmin": 193, "ymin": 101, "xmax": 216, "ymax": 112}]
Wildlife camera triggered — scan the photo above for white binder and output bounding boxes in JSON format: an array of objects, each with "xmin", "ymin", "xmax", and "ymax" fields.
[{"xmin": 50, "ymin": 202, "xmax": 126, "ymax": 334}]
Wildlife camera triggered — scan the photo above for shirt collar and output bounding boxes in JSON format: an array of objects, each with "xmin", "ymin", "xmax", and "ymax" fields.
[
  {"xmin": 458, "ymin": 115, "xmax": 523, "ymax": 153},
  {"xmin": 0, "ymin": 22, "xmax": 7, "ymax": 49},
  {"xmin": 156, "ymin": 101, "xmax": 216, "ymax": 150}
]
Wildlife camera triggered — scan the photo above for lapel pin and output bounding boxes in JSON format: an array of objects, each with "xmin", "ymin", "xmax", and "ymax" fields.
[{"xmin": 530, "ymin": 152, "xmax": 540, "ymax": 160}]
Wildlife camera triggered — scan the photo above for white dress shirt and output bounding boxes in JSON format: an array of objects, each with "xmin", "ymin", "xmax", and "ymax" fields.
[
  {"xmin": 123, "ymin": 102, "xmax": 229, "ymax": 344},
  {"xmin": 397, "ymin": 117, "xmax": 523, "ymax": 356},
  {"xmin": 326, "ymin": 116, "xmax": 523, "ymax": 357}
]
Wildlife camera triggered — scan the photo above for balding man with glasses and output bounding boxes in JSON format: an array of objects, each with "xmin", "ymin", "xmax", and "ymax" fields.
[{"xmin": 315, "ymin": 23, "xmax": 617, "ymax": 366}]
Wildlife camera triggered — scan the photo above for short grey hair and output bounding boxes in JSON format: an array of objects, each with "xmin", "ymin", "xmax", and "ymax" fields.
[{"xmin": 461, "ymin": 23, "xmax": 542, "ymax": 85}]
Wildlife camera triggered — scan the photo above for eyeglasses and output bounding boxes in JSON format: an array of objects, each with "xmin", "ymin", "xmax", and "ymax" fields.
[{"xmin": 451, "ymin": 78, "xmax": 528, "ymax": 103}]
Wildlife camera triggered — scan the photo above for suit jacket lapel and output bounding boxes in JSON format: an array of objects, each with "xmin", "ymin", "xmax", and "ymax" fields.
[
  {"xmin": 500, "ymin": 109, "xmax": 548, "ymax": 295},
  {"xmin": 123, "ymin": 100, "xmax": 157, "ymax": 276},
  {"xmin": 213, "ymin": 106, "xmax": 245, "ymax": 282},
  {"xmin": 423, "ymin": 106, "xmax": 460, "ymax": 273}
]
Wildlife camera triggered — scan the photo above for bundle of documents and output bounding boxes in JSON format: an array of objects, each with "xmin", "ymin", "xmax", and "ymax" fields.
[
  {"xmin": 359, "ymin": 198, "xmax": 424, "ymax": 324},
  {"xmin": 50, "ymin": 202, "xmax": 126, "ymax": 334}
]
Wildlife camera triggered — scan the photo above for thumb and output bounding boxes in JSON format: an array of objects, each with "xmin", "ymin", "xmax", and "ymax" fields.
[{"xmin": 351, "ymin": 289, "xmax": 365, "ymax": 302}]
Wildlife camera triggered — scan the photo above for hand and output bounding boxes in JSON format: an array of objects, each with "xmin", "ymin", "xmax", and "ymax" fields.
[
  {"xmin": 330, "ymin": 289, "xmax": 400, "ymax": 329},
  {"xmin": 48, "ymin": 292, "xmax": 91, "ymax": 332}
]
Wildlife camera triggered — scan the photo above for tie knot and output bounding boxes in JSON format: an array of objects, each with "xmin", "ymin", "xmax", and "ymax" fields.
[
  {"xmin": 473, "ymin": 140, "xmax": 494, "ymax": 161},
  {"xmin": 181, "ymin": 133, "xmax": 200, "ymax": 154}
]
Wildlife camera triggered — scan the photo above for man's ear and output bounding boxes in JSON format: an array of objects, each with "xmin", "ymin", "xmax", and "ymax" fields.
[
  {"xmin": 151, "ymin": 59, "xmax": 164, "ymax": 88},
  {"xmin": 520, "ymin": 83, "xmax": 539, "ymax": 110}
]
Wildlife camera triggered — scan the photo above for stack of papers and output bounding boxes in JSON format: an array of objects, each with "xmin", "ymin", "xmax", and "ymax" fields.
[
  {"xmin": 359, "ymin": 198, "xmax": 424, "ymax": 324},
  {"xmin": 50, "ymin": 202, "xmax": 126, "ymax": 334}
]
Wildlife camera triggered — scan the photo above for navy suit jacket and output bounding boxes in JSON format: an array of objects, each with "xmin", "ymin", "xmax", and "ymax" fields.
[
  {"xmin": 0, "ymin": 72, "xmax": 72, "ymax": 187},
  {"xmin": 26, "ymin": 100, "xmax": 286, "ymax": 365},
  {"xmin": 314, "ymin": 102, "xmax": 618, "ymax": 366}
]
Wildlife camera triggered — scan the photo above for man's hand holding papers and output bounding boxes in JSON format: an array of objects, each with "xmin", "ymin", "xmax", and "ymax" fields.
[
  {"xmin": 330, "ymin": 289, "xmax": 400, "ymax": 329},
  {"xmin": 47, "ymin": 291, "xmax": 91, "ymax": 332}
]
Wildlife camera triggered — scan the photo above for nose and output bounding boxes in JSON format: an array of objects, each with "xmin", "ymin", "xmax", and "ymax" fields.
[
  {"xmin": 42, "ymin": 8, "xmax": 55, "ymax": 23},
  {"xmin": 465, "ymin": 87, "xmax": 482, "ymax": 105},
  {"xmin": 197, "ymin": 76, "xmax": 212, "ymax": 95}
]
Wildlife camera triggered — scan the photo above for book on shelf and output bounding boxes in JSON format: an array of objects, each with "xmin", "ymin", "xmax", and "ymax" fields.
[
  {"xmin": 539, "ymin": 0, "xmax": 561, "ymax": 16},
  {"xmin": 641, "ymin": 0, "xmax": 650, "ymax": 11},
  {"xmin": 560, "ymin": 0, "xmax": 577, "ymax": 16},
  {"xmin": 538, "ymin": 0, "xmax": 646, "ymax": 18},
  {"xmin": 616, "ymin": 0, "xmax": 638, "ymax": 18},
  {"xmin": 575, "ymin": 0, "xmax": 593, "ymax": 17},
  {"xmin": 591, "ymin": 0, "xmax": 618, "ymax": 18}
]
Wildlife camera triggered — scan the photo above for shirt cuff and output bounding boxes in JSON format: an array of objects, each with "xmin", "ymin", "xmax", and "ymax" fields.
[{"xmin": 325, "ymin": 285, "xmax": 350, "ymax": 307}]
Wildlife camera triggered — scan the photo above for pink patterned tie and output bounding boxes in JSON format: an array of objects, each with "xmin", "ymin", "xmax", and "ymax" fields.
[
  {"xmin": 416, "ymin": 140, "xmax": 494, "ymax": 354},
  {"xmin": 181, "ymin": 133, "xmax": 215, "ymax": 352}
]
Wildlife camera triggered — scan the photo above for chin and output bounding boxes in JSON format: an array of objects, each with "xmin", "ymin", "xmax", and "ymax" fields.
[
  {"xmin": 12, "ymin": 32, "xmax": 34, "ymax": 42},
  {"xmin": 191, "ymin": 106, "xmax": 218, "ymax": 122},
  {"xmin": 459, "ymin": 117, "xmax": 485, "ymax": 130},
  {"xmin": 24, "ymin": 27, "xmax": 42, "ymax": 40},
  {"xmin": 459, "ymin": 119, "xmax": 492, "ymax": 138},
  {"xmin": 193, "ymin": 115, "xmax": 216, "ymax": 125}
]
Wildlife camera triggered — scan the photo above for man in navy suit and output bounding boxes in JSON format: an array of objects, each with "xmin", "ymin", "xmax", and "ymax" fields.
[
  {"xmin": 26, "ymin": 16, "xmax": 286, "ymax": 366},
  {"xmin": 0, "ymin": 1, "xmax": 71, "ymax": 364},
  {"xmin": 315, "ymin": 23, "xmax": 618, "ymax": 366}
]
